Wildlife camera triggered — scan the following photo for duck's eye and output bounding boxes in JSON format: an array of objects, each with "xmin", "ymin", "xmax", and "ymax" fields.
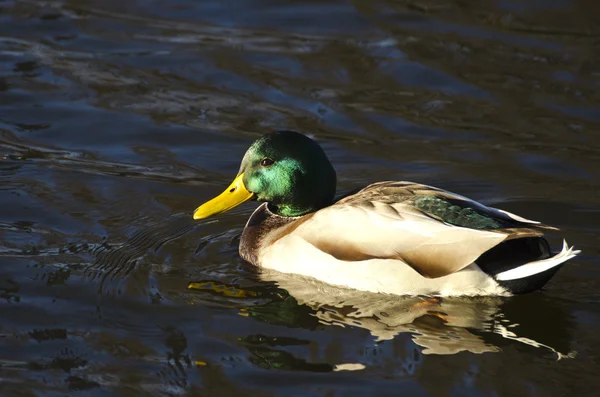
[{"xmin": 260, "ymin": 158, "xmax": 274, "ymax": 167}]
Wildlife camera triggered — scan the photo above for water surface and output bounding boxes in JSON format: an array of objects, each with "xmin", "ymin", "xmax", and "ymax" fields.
[{"xmin": 1, "ymin": 0, "xmax": 600, "ymax": 396}]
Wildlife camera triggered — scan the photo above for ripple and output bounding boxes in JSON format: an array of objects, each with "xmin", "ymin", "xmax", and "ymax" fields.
[{"xmin": 2, "ymin": 0, "xmax": 599, "ymax": 395}]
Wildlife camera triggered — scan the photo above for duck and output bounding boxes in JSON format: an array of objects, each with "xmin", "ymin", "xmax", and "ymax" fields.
[{"xmin": 193, "ymin": 130, "xmax": 580, "ymax": 296}]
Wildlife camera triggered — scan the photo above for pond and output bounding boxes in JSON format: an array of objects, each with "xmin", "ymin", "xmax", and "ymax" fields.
[{"xmin": 1, "ymin": 1, "xmax": 599, "ymax": 396}]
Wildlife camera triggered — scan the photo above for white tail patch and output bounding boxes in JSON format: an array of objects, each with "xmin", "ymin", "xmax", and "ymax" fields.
[{"xmin": 495, "ymin": 240, "xmax": 580, "ymax": 281}]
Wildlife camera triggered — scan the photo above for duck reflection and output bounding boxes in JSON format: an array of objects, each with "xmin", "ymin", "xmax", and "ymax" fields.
[{"xmin": 253, "ymin": 270, "xmax": 574, "ymax": 358}]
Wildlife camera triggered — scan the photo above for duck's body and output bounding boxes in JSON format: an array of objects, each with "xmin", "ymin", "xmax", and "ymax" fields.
[
  {"xmin": 194, "ymin": 131, "xmax": 580, "ymax": 296},
  {"xmin": 239, "ymin": 182, "xmax": 577, "ymax": 296}
]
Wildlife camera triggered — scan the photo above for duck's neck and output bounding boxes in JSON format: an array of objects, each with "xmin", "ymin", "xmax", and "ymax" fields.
[{"xmin": 269, "ymin": 200, "xmax": 331, "ymax": 217}]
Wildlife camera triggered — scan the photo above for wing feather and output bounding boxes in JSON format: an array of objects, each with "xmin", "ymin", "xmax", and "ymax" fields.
[{"xmin": 287, "ymin": 202, "xmax": 506, "ymax": 278}]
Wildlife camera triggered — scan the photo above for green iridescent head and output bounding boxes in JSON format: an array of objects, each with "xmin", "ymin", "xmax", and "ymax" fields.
[{"xmin": 193, "ymin": 131, "xmax": 337, "ymax": 218}]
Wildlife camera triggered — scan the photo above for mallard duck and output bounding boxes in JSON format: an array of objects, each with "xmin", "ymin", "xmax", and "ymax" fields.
[{"xmin": 193, "ymin": 131, "xmax": 580, "ymax": 296}]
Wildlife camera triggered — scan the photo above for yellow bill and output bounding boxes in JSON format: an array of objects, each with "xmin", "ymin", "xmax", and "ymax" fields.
[{"xmin": 193, "ymin": 173, "xmax": 255, "ymax": 220}]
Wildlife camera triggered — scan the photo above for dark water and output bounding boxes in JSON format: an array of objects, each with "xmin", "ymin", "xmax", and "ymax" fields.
[{"xmin": 1, "ymin": 0, "xmax": 600, "ymax": 395}]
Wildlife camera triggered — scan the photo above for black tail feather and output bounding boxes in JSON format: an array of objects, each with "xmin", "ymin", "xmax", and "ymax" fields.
[{"xmin": 477, "ymin": 237, "xmax": 560, "ymax": 294}]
